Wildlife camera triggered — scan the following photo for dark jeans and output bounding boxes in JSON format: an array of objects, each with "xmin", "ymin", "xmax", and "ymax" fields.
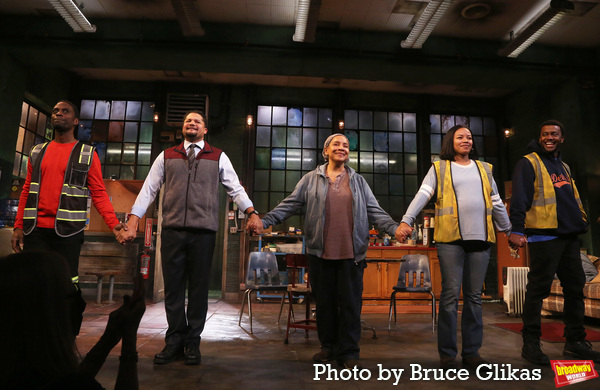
[
  {"xmin": 160, "ymin": 228, "xmax": 216, "ymax": 348},
  {"xmin": 522, "ymin": 237, "xmax": 586, "ymax": 342},
  {"xmin": 24, "ymin": 227, "xmax": 84, "ymax": 279},
  {"xmin": 309, "ymin": 255, "xmax": 365, "ymax": 361}
]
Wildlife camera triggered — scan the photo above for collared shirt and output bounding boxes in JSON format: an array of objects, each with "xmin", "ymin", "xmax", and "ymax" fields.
[{"xmin": 130, "ymin": 140, "xmax": 253, "ymax": 218}]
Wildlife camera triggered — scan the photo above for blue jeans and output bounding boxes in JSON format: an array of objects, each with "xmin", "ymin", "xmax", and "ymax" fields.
[{"xmin": 436, "ymin": 241, "xmax": 490, "ymax": 358}]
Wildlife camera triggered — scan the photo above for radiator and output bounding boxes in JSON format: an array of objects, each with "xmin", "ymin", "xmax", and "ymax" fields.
[{"xmin": 503, "ymin": 267, "xmax": 529, "ymax": 316}]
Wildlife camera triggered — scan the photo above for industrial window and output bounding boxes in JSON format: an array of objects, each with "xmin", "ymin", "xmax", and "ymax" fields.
[
  {"xmin": 429, "ymin": 114, "xmax": 499, "ymax": 180},
  {"xmin": 78, "ymin": 99, "xmax": 156, "ymax": 180},
  {"xmin": 14, "ymin": 102, "xmax": 52, "ymax": 178}
]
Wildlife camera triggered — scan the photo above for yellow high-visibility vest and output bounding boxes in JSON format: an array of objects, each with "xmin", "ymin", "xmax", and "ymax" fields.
[{"xmin": 433, "ymin": 160, "xmax": 496, "ymax": 243}]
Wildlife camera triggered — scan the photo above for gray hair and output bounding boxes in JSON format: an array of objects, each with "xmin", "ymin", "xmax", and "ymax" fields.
[{"xmin": 322, "ymin": 133, "xmax": 349, "ymax": 162}]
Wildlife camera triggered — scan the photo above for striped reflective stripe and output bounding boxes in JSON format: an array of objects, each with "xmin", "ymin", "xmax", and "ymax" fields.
[
  {"xmin": 437, "ymin": 206, "xmax": 454, "ymax": 216},
  {"xmin": 72, "ymin": 276, "xmax": 79, "ymax": 284},
  {"xmin": 79, "ymin": 144, "xmax": 93, "ymax": 165},
  {"xmin": 62, "ymin": 184, "xmax": 88, "ymax": 197},
  {"xmin": 56, "ymin": 209, "xmax": 88, "ymax": 221}
]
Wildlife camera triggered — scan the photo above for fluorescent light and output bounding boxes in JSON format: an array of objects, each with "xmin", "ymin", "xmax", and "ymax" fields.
[
  {"xmin": 498, "ymin": 0, "xmax": 574, "ymax": 58},
  {"xmin": 48, "ymin": 0, "xmax": 96, "ymax": 33},
  {"xmin": 402, "ymin": 0, "xmax": 454, "ymax": 49},
  {"xmin": 293, "ymin": 0, "xmax": 311, "ymax": 42}
]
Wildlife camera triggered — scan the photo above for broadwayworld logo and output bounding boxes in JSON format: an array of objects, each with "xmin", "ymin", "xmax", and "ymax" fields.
[{"xmin": 551, "ymin": 360, "xmax": 599, "ymax": 387}]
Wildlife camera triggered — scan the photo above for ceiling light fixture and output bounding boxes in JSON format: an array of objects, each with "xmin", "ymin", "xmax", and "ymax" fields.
[
  {"xmin": 48, "ymin": 0, "xmax": 96, "ymax": 33},
  {"xmin": 293, "ymin": 0, "xmax": 311, "ymax": 42},
  {"xmin": 402, "ymin": 0, "xmax": 454, "ymax": 49},
  {"xmin": 498, "ymin": 0, "xmax": 574, "ymax": 58}
]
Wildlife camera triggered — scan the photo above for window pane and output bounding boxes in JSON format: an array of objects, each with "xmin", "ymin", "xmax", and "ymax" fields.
[
  {"xmin": 272, "ymin": 127, "xmax": 286, "ymax": 147},
  {"xmin": 95, "ymin": 101, "xmax": 111, "ymax": 120},
  {"xmin": 406, "ymin": 175, "xmax": 418, "ymax": 195},
  {"xmin": 256, "ymin": 126, "xmax": 271, "ymax": 147},
  {"xmin": 286, "ymin": 171, "xmax": 301, "ymax": 192},
  {"xmin": 20, "ymin": 102, "xmax": 28, "ymax": 127},
  {"xmin": 374, "ymin": 132, "xmax": 388, "ymax": 152},
  {"xmin": 360, "ymin": 152, "xmax": 373, "ymax": 172},
  {"xmin": 470, "ymin": 117, "xmax": 483, "ymax": 135},
  {"xmin": 124, "ymin": 122, "xmax": 139, "ymax": 142},
  {"xmin": 257, "ymin": 106, "xmax": 272, "ymax": 125},
  {"xmin": 303, "ymin": 128, "xmax": 316, "ymax": 148},
  {"xmin": 345, "ymin": 130, "xmax": 359, "ymax": 151},
  {"xmin": 140, "ymin": 122, "xmax": 153, "ymax": 143},
  {"xmin": 431, "ymin": 134, "xmax": 441, "ymax": 154},
  {"xmin": 255, "ymin": 148, "xmax": 270, "ymax": 169},
  {"xmin": 359, "ymin": 131, "xmax": 373, "ymax": 151},
  {"xmin": 16, "ymin": 127, "xmax": 25, "ymax": 153},
  {"xmin": 348, "ymin": 151, "xmax": 358, "ymax": 171},
  {"xmin": 78, "ymin": 120, "xmax": 93, "ymax": 142},
  {"xmin": 374, "ymin": 174, "xmax": 388, "ymax": 195},
  {"xmin": 80, "ymin": 100, "xmax": 95, "ymax": 119},
  {"xmin": 456, "ymin": 116, "xmax": 469, "ymax": 128},
  {"xmin": 272, "ymin": 106, "xmax": 287, "ymax": 126},
  {"xmin": 374, "ymin": 111, "xmax": 387, "ymax": 130},
  {"xmin": 404, "ymin": 133, "xmax": 417, "ymax": 153},
  {"xmin": 106, "ymin": 143, "xmax": 122, "ymax": 164},
  {"xmin": 111, "ymin": 101, "xmax": 126, "ymax": 120},
  {"xmin": 269, "ymin": 192, "xmax": 285, "ymax": 210},
  {"xmin": 254, "ymin": 192, "xmax": 269, "ymax": 211},
  {"xmin": 303, "ymin": 107, "xmax": 317, "ymax": 127},
  {"xmin": 362, "ymin": 173, "xmax": 373, "ymax": 190},
  {"xmin": 13, "ymin": 153, "xmax": 21, "ymax": 176},
  {"xmin": 286, "ymin": 149, "xmax": 301, "ymax": 170},
  {"xmin": 344, "ymin": 110, "xmax": 358, "ymax": 130},
  {"xmin": 120, "ymin": 165, "xmax": 134, "ymax": 180},
  {"xmin": 288, "ymin": 108, "xmax": 302, "ymax": 126},
  {"xmin": 287, "ymin": 128, "xmax": 302, "ymax": 148},
  {"xmin": 93, "ymin": 142, "xmax": 107, "ymax": 163},
  {"xmin": 374, "ymin": 152, "xmax": 388, "ymax": 173},
  {"xmin": 484, "ymin": 117, "xmax": 496, "ymax": 136},
  {"xmin": 20, "ymin": 155, "xmax": 28, "ymax": 178},
  {"xmin": 318, "ymin": 128, "xmax": 331, "ymax": 148},
  {"xmin": 441, "ymin": 115, "xmax": 454, "ymax": 132},
  {"xmin": 271, "ymin": 148, "xmax": 286, "ymax": 170},
  {"xmin": 405, "ymin": 154, "xmax": 417, "ymax": 174},
  {"xmin": 390, "ymin": 175, "xmax": 403, "ymax": 195},
  {"xmin": 474, "ymin": 136, "xmax": 484, "ymax": 155},
  {"xmin": 24, "ymin": 131, "xmax": 35, "ymax": 155},
  {"xmin": 404, "ymin": 113, "xmax": 417, "ymax": 132},
  {"xmin": 108, "ymin": 121, "xmax": 124, "ymax": 142},
  {"xmin": 136, "ymin": 165, "xmax": 150, "ymax": 180},
  {"xmin": 91, "ymin": 121, "xmax": 109, "ymax": 142},
  {"xmin": 254, "ymin": 170, "xmax": 269, "ymax": 191},
  {"xmin": 389, "ymin": 132, "xmax": 402, "ymax": 152},
  {"xmin": 104, "ymin": 165, "xmax": 120, "ymax": 179},
  {"xmin": 389, "ymin": 112, "xmax": 402, "ymax": 131},
  {"xmin": 389, "ymin": 153, "xmax": 403, "ymax": 174},
  {"xmin": 126, "ymin": 101, "xmax": 142, "ymax": 120},
  {"xmin": 318, "ymin": 108, "xmax": 332, "ymax": 127},
  {"xmin": 27, "ymin": 107, "xmax": 38, "ymax": 131},
  {"xmin": 137, "ymin": 144, "xmax": 152, "ymax": 165},
  {"xmin": 37, "ymin": 113, "xmax": 47, "ymax": 136},
  {"xmin": 302, "ymin": 149, "xmax": 316, "ymax": 170},
  {"xmin": 359, "ymin": 111, "xmax": 373, "ymax": 129},
  {"xmin": 430, "ymin": 114, "xmax": 441, "ymax": 133},
  {"xmin": 141, "ymin": 102, "xmax": 155, "ymax": 121},
  {"xmin": 270, "ymin": 171, "xmax": 285, "ymax": 191}
]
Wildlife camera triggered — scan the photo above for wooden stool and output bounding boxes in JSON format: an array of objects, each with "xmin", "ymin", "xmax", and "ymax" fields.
[{"xmin": 85, "ymin": 271, "xmax": 125, "ymax": 303}]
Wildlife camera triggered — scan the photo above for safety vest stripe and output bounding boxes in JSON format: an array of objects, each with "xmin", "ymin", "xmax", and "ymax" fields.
[
  {"xmin": 61, "ymin": 185, "xmax": 89, "ymax": 196},
  {"xmin": 72, "ymin": 276, "xmax": 79, "ymax": 284},
  {"xmin": 78, "ymin": 144, "xmax": 93, "ymax": 165},
  {"xmin": 436, "ymin": 207, "xmax": 454, "ymax": 216}
]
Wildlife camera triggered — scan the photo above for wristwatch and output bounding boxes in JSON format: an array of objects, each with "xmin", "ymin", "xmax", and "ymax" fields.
[{"xmin": 249, "ymin": 210, "xmax": 260, "ymax": 216}]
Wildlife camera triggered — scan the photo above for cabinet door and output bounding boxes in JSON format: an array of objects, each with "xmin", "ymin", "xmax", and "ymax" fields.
[
  {"xmin": 362, "ymin": 262, "xmax": 382, "ymax": 298},
  {"xmin": 384, "ymin": 262, "xmax": 401, "ymax": 298},
  {"xmin": 429, "ymin": 256, "xmax": 442, "ymax": 297}
]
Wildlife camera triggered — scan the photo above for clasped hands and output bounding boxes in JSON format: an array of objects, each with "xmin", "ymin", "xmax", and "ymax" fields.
[
  {"xmin": 113, "ymin": 216, "xmax": 139, "ymax": 245},
  {"xmin": 246, "ymin": 213, "xmax": 263, "ymax": 234},
  {"xmin": 396, "ymin": 222, "xmax": 414, "ymax": 243}
]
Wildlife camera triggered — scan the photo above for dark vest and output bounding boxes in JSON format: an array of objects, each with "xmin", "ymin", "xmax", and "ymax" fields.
[
  {"xmin": 23, "ymin": 141, "xmax": 94, "ymax": 237},
  {"xmin": 161, "ymin": 142, "xmax": 222, "ymax": 231}
]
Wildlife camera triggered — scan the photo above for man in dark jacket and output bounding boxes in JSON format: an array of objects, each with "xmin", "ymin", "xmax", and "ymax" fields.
[{"xmin": 509, "ymin": 120, "xmax": 600, "ymax": 365}]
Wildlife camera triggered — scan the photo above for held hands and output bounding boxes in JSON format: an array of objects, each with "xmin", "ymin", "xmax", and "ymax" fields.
[
  {"xmin": 396, "ymin": 222, "xmax": 414, "ymax": 243},
  {"xmin": 508, "ymin": 233, "xmax": 527, "ymax": 251},
  {"xmin": 246, "ymin": 213, "xmax": 264, "ymax": 234},
  {"xmin": 115, "ymin": 217, "xmax": 139, "ymax": 244}
]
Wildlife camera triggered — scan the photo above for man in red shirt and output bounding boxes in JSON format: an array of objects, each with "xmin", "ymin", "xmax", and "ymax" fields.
[{"xmin": 11, "ymin": 101, "xmax": 126, "ymax": 331}]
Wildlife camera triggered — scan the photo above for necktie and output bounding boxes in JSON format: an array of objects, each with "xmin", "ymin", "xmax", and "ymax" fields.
[{"xmin": 188, "ymin": 144, "xmax": 196, "ymax": 168}]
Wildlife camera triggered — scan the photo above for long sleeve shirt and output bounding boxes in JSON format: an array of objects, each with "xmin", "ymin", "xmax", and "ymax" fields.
[{"xmin": 130, "ymin": 140, "xmax": 253, "ymax": 218}]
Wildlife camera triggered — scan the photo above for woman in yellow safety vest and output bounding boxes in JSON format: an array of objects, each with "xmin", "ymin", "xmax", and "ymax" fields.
[{"xmin": 398, "ymin": 125, "xmax": 511, "ymax": 370}]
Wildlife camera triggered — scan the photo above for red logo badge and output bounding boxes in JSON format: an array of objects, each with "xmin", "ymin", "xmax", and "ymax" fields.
[{"xmin": 551, "ymin": 360, "xmax": 598, "ymax": 387}]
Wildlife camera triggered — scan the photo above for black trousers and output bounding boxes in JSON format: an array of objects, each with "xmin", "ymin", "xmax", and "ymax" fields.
[
  {"xmin": 160, "ymin": 228, "xmax": 216, "ymax": 348},
  {"xmin": 24, "ymin": 227, "xmax": 84, "ymax": 279},
  {"xmin": 522, "ymin": 237, "xmax": 586, "ymax": 342},
  {"xmin": 309, "ymin": 255, "xmax": 365, "ymax": 360}
]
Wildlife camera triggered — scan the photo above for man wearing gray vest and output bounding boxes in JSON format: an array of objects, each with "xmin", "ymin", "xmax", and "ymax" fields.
[{"xmin": 121, "ymin": 111, "xmax": 261, "ymax": 366}]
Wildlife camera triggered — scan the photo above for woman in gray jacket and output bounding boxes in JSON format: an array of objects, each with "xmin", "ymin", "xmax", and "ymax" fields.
[{"xmin": 248, "ymin": 133, "xmax": 402, "ymax": 369}]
